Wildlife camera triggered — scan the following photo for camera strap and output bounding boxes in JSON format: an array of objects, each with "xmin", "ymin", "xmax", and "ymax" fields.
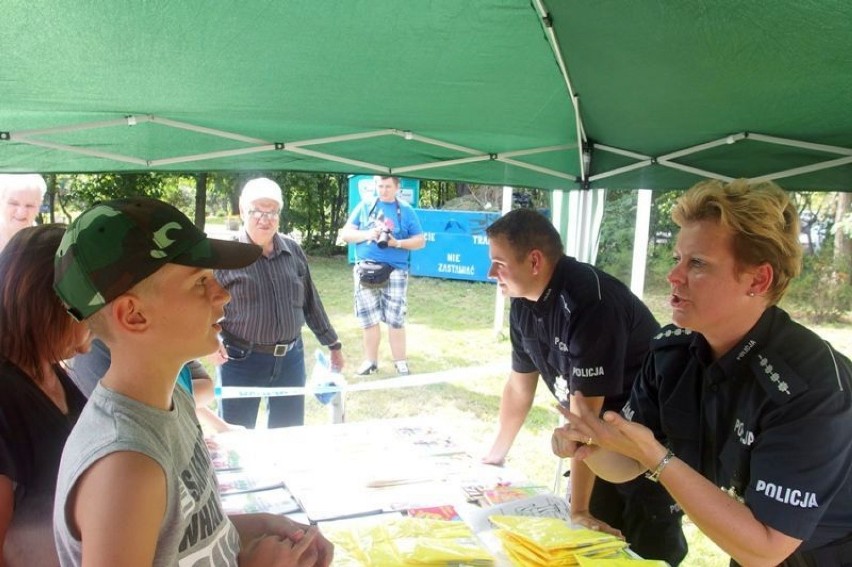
[{"xmin": 366, "ymin": 198, "xmax": 402, "ymax": 228}]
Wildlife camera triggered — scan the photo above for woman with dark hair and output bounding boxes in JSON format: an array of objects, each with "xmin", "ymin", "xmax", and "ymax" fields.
[{"xmin": 0, "ymin": 224, "xmax": 91, "ymax": 567}]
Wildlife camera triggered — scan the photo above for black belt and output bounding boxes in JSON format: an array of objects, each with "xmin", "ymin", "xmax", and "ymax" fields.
[{"xmin": 221, "ymin": 330, "xmax": 297, "ymax": 357}]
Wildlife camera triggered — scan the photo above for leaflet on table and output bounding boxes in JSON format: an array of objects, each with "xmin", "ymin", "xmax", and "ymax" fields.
[
  {"xmin": 461, "ymin": 493, "xmax": 571, "ymax": 534},
  {"xmin": 219, "ymin": 487, "xmax": 301, "ymax": 515},
  {"xmin": 216, "ymin": 469, "xmax": 286, "ymax": 496},
  {"xmin": 292, "ymin": 478, "xmax": 463, "ymax": 523},
  {"xmin": 482, "ymin": 484, "xmax": 550, "ymax": 505}
]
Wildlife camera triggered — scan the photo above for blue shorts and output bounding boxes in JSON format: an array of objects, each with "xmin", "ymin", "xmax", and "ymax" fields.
[{"xmin": 353, "ymin": 266, "xmax": 408, "ymax": 328}]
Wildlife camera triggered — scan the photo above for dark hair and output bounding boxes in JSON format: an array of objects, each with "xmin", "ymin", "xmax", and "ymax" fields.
[
  {"xmin": 0, "ymin": 224, "xmax": 74, "ymax": 383},
  {"xmin": 486, "ymin": 209, "xmax": 564, "ymax": 263},
  {"xmin": 377, "ymin": 176, "xmax": 400, "ymax": 186}
]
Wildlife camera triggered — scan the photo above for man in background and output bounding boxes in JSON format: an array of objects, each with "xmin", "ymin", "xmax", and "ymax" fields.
[
  {"xmin": 482, "ymin": 208, "xmax": 687, "ymax": 566},
  {"xmin": 339, "ymin": 176, "xmax": 425, "ymax": 376},
  {"xmin": 213, "ymin": 177, "xmax": 344, "ymax": 428}
]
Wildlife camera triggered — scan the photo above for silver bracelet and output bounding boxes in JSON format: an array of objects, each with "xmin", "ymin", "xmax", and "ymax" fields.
[{"xmin": 644, "ymin": 448, "xmax": 675, "ymax": 483}]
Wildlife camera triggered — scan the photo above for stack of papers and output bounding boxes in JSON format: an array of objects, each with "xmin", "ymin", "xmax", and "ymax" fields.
[
  {"xmin": 489, "ymin": 516, "xmax": 630, "ymax": 566},
  {"xmin": 323, "ymin": 516, "xmax": 495, "ymax": 566}
]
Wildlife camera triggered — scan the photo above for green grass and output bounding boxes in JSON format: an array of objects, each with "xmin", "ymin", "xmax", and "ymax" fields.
[{"xmin": 273, "ymin": 255, "xmax": 849, "ymax": 566}]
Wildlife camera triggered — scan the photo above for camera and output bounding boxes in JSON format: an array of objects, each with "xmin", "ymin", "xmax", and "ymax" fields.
[{"xmin": 376, "ymin": 228, "xmax": 392, "ymax": 249}]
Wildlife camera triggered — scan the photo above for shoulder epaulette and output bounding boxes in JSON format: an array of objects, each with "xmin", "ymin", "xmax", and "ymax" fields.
[
  {"xmin": 750, "ymin": 349, "xmax": 807, "ymax": 403},
  {"xmin": 650, "ymin": 325, "xmax": 695, "ymax": 350}
]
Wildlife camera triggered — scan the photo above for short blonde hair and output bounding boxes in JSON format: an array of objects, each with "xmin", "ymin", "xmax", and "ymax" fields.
[{"xmin": 672, "ymin": 179, "xmax": 802, "ymax": 305}]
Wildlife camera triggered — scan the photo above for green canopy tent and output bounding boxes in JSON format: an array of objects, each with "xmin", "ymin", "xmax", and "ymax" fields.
[{"xmin": 3, "ymin": 1, "xmax": 851, "ymax": 190}]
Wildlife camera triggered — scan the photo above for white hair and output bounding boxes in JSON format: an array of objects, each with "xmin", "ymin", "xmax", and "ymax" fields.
[
  {"xmin": 0, "ymin": 174, "xmax": 47, "ymax": 200},
  {"xmin": 239, "ymin": 177, "xmax": 283, "ymax": 211}
]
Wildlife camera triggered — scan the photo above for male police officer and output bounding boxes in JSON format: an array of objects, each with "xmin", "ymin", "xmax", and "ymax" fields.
[{"xmin": 483, "ymin": 208, "xmax": 687, "ymax": 565}]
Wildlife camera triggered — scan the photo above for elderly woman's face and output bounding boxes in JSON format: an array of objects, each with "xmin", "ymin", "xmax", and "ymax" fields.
[
  {"xmin": 2, "ymin": 188, "xmax": 42, "ymax": 232},
  {"xmin": 667, "ymin": 220, "xmax": 757, "ymax": 337}
]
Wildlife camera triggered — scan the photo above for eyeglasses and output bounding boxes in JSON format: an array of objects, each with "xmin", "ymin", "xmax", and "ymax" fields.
[{"xmin": 248, "ymin": 209, "xmax": 280, "ymax": 221}]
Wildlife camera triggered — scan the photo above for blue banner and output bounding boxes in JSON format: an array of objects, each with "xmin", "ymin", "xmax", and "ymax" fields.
[{"xmin": 409, "ymin": 209, "xmax": 500, "ymax": 283}]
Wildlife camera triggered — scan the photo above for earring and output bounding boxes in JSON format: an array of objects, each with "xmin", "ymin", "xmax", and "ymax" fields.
[{"xmin": 748, "ymin": 292, "xmax": 755, "ymax": 297}]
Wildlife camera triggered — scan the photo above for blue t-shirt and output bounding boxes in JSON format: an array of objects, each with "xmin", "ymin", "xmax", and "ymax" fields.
[
  {"xmin": 347, "ymin": 199, "xmax": 423, "ymax": 269},
  {"xmin": 176, "ymin": 366, "xmax": 193, "ymax": 395}
]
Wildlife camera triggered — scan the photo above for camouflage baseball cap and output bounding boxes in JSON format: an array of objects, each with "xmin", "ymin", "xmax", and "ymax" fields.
[{"xmin": 54, "ymin": 197, "xmax": 262, "ymax": 321}]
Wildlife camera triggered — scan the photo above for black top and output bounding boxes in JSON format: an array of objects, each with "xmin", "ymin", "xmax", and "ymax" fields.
[
  {"xmin": 0, "ymin": 359, "xmax": 87, "ymax": 565},
  {"xmin": 510, "ymin": 256, "xmax": 660, "ymax": 413},
  {"xmin": 0, "ymin": 360, "xmax": 87, "ymax": 506},
  {"xmin": 627, "ymin": 306, "xmax": 852, "ymax": 550}
]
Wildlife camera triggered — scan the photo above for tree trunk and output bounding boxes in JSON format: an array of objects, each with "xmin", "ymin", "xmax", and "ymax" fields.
[
  {"xmin": 46, "ymin": 174, "xmax": 57, "ymax": 223},
  {"xmin": 835, "ymin": 191, "xmax": 851, "ymax": 285},
  {"xmin": 194, "ymin": 173, "xmax": 208, "ymax": 229}
]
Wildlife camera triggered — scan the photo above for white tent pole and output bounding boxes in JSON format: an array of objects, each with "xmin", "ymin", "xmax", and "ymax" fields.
[
  {"xmin": 498, "ymin": 157, "xmax": 577, "ymax": 181},
  {"xmin": 593, "ymin": 143, "xmax": 651, "ymax": 160},
  {"xmin": 492, "ymin": 186, "xmax": 514, "ymax": 335},
  {"xmin": 288, "ymin": 129, "xmax": 396, "ymax": 148},
  {"xmin": 11, "ymin": 137, "xmax": 149, "ymax": 166},
  {"xmin": 394, "ymin": 154, "xmax": 492, "ymax": 174},
  {"xmin": 499, "ymin": 144, "xmax": 576, "ymax": 159},
  {"xmin": 746, "ymin": 133, "xmax": 852, "ymax": 156},
  {"xmin": 150, "ymin": 116, "xmax": 268, "ymax": 144},
  {"xmin": 394, "ymin": 131, "xmax": 481, "ymax": 155},
  {"xmin": 657, "ymin": 133, "xmax": 747, "ymax": 161},
  {"xmin": 590, "ymin": 160, "xmax": 653, "ymax": 182},
  {"xmin": 631, "ymin": 190, "xmax": 653, "ymax": 298},
  {"xmin": 751, "ymin": 155, "xmax": 852, "ymax": 182},
  {"xmin": 285, "ymin": 146, "xmax": 388, "ymax": 172},
  {"xmin": 657, "ymin": 160, "xmax": 735, "ymax": 182},
  {"xmin": 532, "ymin": 0, "xmax": 587, "ymax": 144},
  {"xmin": 149, "ymin": 145, "xmax": 277, "ymax": 167},
  {"xmin": 10, "ymin": 115, "xmax": 153, "ymax": 137}
]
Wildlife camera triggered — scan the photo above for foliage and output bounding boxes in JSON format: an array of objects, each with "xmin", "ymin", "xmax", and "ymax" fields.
[
  {"xmin": 784, "ymin": 244, "xmax": 852, "ymax": 323},
  {"xmin": 596, "ymin": 189, "xmax": 680, "ymax": 294},
  {"xmin": 596, "ymin": 190, "xmax": 639, "ymax": 282},
  {"xmin": 56, "ymin": 173, "xmax": 191, "ymax": 218}
]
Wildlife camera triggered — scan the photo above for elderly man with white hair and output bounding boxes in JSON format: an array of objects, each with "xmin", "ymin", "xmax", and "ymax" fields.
[
  {"xmin": 0, "ymin": 174, "xmax": 47, "ymax": 251},
  {"xmin": 212, "ymin": 177, "xmax": 344, "ymax": 428}
]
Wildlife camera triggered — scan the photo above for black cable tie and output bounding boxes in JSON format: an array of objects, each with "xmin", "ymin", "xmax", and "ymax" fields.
[
  {"xmin": 274, "ymin": 142, "xmax": 285, "ymax": 151},
  {"xmin": 542, "ymin": 13, "xmax": 553, "ymax": 28},
  {"xmin": 489, "ymin": 153, "xmax": 498, "ymax": 160},
  {"xmin": 0, "ymin": 132, "xmax": 9, "ymax": 141},
  {"xmin": 651, "ymin": 157, "xmax": 658, "ymax": 165}
]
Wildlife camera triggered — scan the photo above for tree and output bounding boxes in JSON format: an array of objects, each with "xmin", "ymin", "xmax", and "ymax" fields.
[{"xmin": 835, "ymin": 192, "xmax": 852, "ymax": 285}]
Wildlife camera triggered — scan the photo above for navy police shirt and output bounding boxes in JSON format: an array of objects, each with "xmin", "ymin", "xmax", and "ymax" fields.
[
  {"xmin": 625, "ymin": 306, "xmax": 852, "ymax": 550},
  {"xmin": 510, "ymin": 256, "xmax": 660, "ymax": 413}
]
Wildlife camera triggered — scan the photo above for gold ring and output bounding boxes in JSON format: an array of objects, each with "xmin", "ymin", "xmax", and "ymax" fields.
[{"xmin": 586, "ymin": 436, "xmax": 593, "ymax": 445}]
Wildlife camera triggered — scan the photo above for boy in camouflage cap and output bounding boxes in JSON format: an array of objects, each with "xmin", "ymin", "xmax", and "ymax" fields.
[{"xmin": 52, "ymin": 197, "xmax": 333, "ymax": 567}]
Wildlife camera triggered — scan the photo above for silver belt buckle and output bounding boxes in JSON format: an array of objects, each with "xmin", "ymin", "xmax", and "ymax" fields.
[{"xmin": 273, "ymin": 343, "xmax": 290, "ymax": 357}]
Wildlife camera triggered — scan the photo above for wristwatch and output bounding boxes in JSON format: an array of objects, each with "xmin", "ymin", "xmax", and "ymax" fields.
[
  {"xmin": 328, "ymin": 342, "xmax": 342, "ymax": 351},
  {"xmin": 644, "ymin": 448, "xmax": 675, "ymax": 483},
  {"xmin": 395, "ymin": 240, "xmax": 402, "ymax": 249}
]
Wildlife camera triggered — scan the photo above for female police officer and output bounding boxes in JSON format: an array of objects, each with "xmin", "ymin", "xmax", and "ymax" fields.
[{"xmin": 553, "ymin": 179, "xmax": 852, "ymax": 566}]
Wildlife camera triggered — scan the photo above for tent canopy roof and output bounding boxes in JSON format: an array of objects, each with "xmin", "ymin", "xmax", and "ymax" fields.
[{"xmin": 2, "ymin": 1, "xmax": 851, "ymax": 190}]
